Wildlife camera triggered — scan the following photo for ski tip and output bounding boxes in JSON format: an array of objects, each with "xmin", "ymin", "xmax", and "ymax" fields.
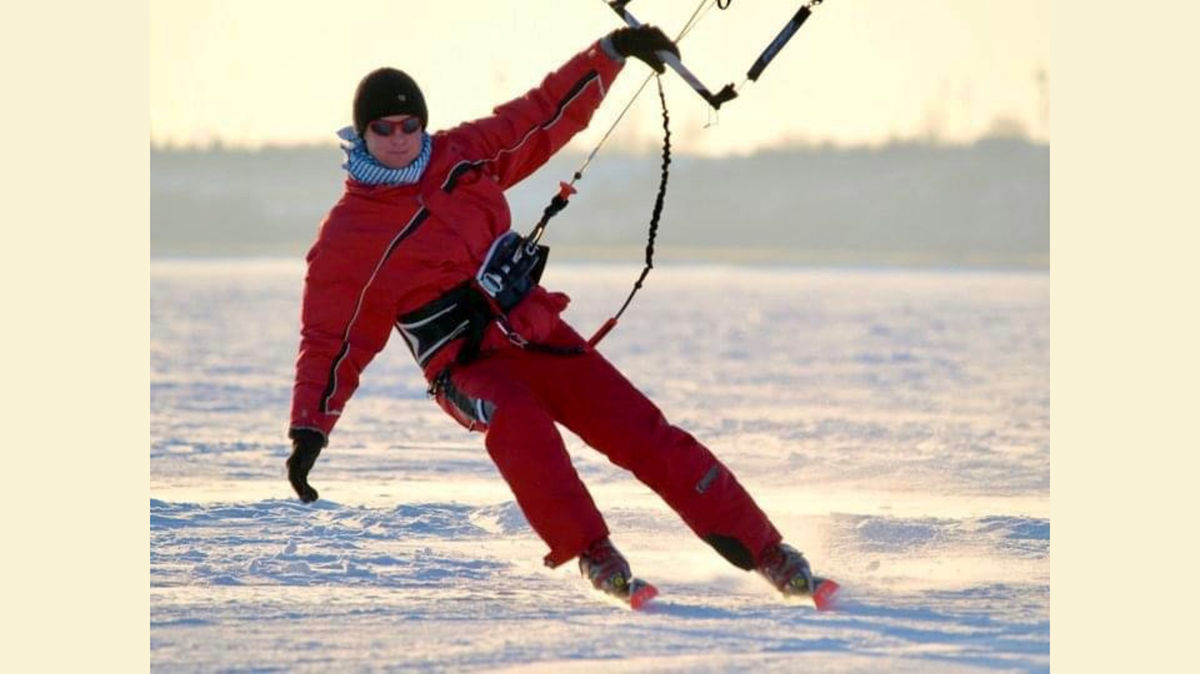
[
  {"xmin": 628, "ymin": 581, "xmax": 659, "ymax": 610},
  {"xmin": 811, "ymin": 578, "xmax": 841, "ymax": 611}
]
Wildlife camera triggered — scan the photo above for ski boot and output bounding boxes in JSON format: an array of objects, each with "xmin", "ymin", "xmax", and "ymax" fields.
[
  {"xmin": 757, "ymin": 542, "xmax": 840, "ymax": 610},
  {"xmin": 578, "ymin": 537, "xmax": 658, "ymax": 610}
]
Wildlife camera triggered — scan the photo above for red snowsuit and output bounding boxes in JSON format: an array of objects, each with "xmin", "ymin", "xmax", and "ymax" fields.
[{"xmin": 290, "ymin": 41, "xmax": 781, "ymax": 569}]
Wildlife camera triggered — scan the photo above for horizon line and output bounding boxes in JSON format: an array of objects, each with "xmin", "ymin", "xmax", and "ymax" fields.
[{"xmin": 150, "ymin": 132, "xmax": 1049, "ymax": 156}]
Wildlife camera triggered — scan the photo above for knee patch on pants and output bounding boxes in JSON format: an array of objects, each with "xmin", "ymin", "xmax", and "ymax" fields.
[{"xmin": 704, "ymin": 534, "xmax": 757, "ymax": 571}]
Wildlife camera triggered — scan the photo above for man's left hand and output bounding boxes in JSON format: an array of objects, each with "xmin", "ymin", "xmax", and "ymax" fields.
[{"xmin": 608, "ymin": 25, "xmax": 680, "ymax": 74}]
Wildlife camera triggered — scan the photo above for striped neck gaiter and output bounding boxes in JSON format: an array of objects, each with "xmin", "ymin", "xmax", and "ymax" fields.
[{"xmin": 337, "ymin": 125, "xmax": 432, "ymax": 186}]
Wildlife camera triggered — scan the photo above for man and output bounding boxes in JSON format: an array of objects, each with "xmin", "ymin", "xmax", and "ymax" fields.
[{"xmin": 286, "ymin": 26, "xmax": 817, "ymax": 602}]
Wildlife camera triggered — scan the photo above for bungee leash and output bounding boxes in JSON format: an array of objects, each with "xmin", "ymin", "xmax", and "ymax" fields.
[
  {"xmin": 514, "ymin": 0, "xmax": 830, "ymax": 349},
  {"xmin": 586, "ymin": 74, "xmax": 670, "ymax": 347}
]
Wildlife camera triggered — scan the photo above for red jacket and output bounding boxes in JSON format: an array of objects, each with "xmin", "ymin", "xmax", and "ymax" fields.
[{"xmin": 290, "ymin": 42, "xmax": 624, "ymax": 439}]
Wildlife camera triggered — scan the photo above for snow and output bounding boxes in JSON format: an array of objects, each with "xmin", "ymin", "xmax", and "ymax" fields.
[{"xmin": 151, "ymin": 259, "xmax": 1048, "ymax": 671}]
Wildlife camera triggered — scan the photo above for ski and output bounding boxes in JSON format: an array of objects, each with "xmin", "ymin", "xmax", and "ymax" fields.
[
  {"xmin": 625, "ymin": 579, "xmax": 659, "ymax": 610},
  {"xmin": 809, "ymin": 576, "xmax": 841, "ymax": 611},
  {"xmin": 594, "ymin": 577, "xmax": 659, "ymax": 610}
]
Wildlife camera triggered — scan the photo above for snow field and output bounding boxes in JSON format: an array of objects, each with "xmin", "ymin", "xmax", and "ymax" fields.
[{"xmin": 152, "ymin": 260, "xmax": 1048, "ymax": 672}]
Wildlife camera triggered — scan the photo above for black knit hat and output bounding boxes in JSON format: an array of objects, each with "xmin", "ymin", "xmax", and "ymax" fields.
[{"xmin": 353, "ymin": 68, "xmax": 428, "ymax": 137}]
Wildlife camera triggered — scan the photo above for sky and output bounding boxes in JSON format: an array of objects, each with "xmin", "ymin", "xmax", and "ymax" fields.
[{"xmin": 151, "ymin": 0, "xmax": 1048, "ymax": 156}]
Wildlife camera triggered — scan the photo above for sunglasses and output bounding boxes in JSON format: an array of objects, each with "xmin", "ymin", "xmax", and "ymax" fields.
[{"xmin": 368, "ymin": 117, "xmax": 422, "ymax": 137}]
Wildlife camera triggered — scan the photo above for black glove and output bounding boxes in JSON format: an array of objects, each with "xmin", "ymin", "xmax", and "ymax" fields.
[
  {"xmin": 608, "ymin": 25, "xmax": 680, "ymax": 74},
  {"xmin": 287, "ymin": 428, "xmax": 326, "ymax": 503}
]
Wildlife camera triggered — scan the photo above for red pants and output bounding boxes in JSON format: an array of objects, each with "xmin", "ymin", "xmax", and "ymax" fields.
[{"xmin": 435, "ymin": 323, "xmax": 782, "ymax": 569}]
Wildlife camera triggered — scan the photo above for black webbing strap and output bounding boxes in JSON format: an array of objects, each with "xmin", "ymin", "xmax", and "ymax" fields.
[{"xmin": 524, "ymin": 177, "xmax": 579, "ymax": 255}]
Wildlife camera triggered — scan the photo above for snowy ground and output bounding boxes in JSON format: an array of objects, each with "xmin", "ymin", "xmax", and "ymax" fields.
[{"xmin": 151, "ymin": 259, "xmax": 1049, "ymax": 672}]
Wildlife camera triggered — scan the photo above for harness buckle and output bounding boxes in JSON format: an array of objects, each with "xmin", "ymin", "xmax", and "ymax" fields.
[{"xmin": 480, "ymin": 272, "xmax": 504, "ymax": 295}]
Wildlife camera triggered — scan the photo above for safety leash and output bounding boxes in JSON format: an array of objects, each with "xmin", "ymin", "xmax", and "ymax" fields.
[
  {"xmin": 517, "ymin": 0, "xmax": 830, "ymax": 349},
  {"xmin": 587, "ymin": 75, "xmax": 670, "ymax": 347}
]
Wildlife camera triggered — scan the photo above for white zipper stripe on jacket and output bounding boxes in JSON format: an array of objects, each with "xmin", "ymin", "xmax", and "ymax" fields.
[
  {"xmin": 322, "ymin": 201, "xmax": 429, "ymax": 414},
  {"xmin": 440, "ymin": 71, "xmax": 602, "ymax": 191}
]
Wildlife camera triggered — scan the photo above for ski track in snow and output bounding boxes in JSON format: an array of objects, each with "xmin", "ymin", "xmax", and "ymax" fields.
[{"xmin": 151, "ymin": 260, "xmax": 1049, "ymax": 672}]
